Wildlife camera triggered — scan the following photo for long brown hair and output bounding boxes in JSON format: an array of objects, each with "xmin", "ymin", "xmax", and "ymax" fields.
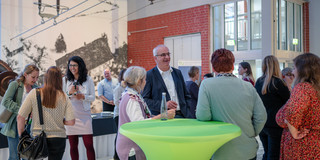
[
  {"xmin": 16, "ymin": 64, "xmax": 39, "ymax": 83},
  {"xmin": 41, "ymin": 66, "xmax": 65, "ymax": 108},
  {"xmin": 239, "ymin": 62, "xmax": 255, "ymax": 83},
  {"xmin": 261, "ymin": 55, "xmax": 283, "ymax": 95},
  {"xmin": 293, "ymin": 53, "xmax": 320, "ymax": 97}
]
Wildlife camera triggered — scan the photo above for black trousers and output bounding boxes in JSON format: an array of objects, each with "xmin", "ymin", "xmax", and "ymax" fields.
[
  {"xmin": 259, "ymin": 128, "xmax": 283, "ymax": 160},
  {"xmin": 103, "ymin": 102, "xmax": 115, "ymax": 111},
  {"xmin": 113, "ymin": 116, "xmax": 119, "ymax": 160},
  {"xmin": 47, "ymin": 137, "xmax": 66, "ymax": 160},
  {"xmin": 128, "ymin": 155, "xmax": 136, "ymax": 160}
]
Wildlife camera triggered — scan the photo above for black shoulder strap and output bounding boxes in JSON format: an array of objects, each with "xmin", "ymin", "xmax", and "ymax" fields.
[{"xmin": 36, "ymin": 88, "xmax": 44, "ymax": 126}]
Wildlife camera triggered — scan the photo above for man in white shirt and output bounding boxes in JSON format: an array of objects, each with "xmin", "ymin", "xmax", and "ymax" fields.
[
  {"xmin": 142, "ymin": 44, "xmax": 192, "ymax": 118},
  {"xmin": 97, "ymin": 68, "xmax": 118, "ymax": 111}
]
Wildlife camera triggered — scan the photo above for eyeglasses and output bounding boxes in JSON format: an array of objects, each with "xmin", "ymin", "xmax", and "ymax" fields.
[
  {"xmin": 69, "ymin": 64, "xmax": 78, "ymax": 68},
  {"xmin": 156, "ymin": 52, "xmax": 171, "ymax": 57},
  {"xmin": 285, "ymin": 73, "xmax": 294, "ymax": 77}
]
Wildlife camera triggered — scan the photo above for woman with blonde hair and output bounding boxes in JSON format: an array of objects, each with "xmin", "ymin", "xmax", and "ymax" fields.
[
  {"xmin": 276, "ymin": 53, "xmax": 320, "ymax": 159},
  {"xmin": 116, "ymin": 66, "xmax": 175, "ymax": 160},
  {"xmin": 255, "ymin": 55, "xmax": 290, "ymax": 160},
  {"xmin": 1, "ymin": 64, "xmax": 39, "ymax": 160},
  {"xmin": 17, "ymin": 66, "xmax": 75, "ymax": 160}
]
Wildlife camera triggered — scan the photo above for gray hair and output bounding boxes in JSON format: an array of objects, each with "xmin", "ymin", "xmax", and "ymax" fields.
[
  {"xmin": 281, "ymin": 67, "xmax": 293, "ymax": 76},
  {"xmin": 153, "ymin": 44, "xmax": 168, "ymax": 56},
  {"xmin": 123, "ymin": 66, "xmax": 146, "ymax": 87}
]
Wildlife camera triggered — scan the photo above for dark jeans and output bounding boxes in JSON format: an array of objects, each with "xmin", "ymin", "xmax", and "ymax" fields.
[
  {"xmin": 114, "ymin": 116, "xmax": 119, "ymax": 160},
  {"xmin": 47, "ymin": 138, "xmax": 66, "ymax": 160},
  {"xmin": 128, "ymin": 155, "xmax": 136, "ymax": 160},
  {"xmin": 103, "ymin": 102, "xmax": 115, "ymax": 112},
  {"xmin": 259, "ymin": 128, "xmax": 283, "ymax": 160}
]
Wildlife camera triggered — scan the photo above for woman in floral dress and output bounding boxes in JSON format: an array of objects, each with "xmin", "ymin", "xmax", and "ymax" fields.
[{"xmin": 276, "ymin": 53, "xmax": 320, "ymax": 159}]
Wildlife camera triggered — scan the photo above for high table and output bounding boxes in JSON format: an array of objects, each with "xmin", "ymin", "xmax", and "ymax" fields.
[{"xmin": 120, "ymin": 119, "xmax": 241, "ymax": 160}]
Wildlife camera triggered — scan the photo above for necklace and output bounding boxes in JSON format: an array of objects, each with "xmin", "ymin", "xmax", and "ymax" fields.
[{"xmin": 216, "ymin": 73, "xmax": 237, "ymax": 78}]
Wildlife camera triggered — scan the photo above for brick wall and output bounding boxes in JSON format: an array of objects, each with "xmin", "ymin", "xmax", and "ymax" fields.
[
  {"xmin": 303, "ymin": 2, "xmax": 309, "ymax": 53},
  {"xmin": 127, "ymin": 5, "xmax": 211, "ymax": 75}
]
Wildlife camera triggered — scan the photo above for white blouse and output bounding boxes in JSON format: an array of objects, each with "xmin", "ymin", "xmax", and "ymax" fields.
[{"xmin": 62, "ymin": 76, "xmax": 95, "ymax": 111}]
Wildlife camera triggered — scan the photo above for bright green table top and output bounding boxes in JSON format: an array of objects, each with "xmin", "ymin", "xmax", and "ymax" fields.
[{"xmin": 120, "ymin": 118, "xmax": 241, "ymax": 160}]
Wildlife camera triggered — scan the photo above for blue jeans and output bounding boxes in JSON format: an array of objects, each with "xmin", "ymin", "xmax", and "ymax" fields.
[{"xmin": 7, "ymin": 134, "xmax": 19, "ymax": 160}]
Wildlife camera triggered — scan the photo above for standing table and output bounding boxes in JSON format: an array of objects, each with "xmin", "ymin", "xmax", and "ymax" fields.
[{"xmin": 120, "ymin": 119, "xmax": 241, "ymax": 160}]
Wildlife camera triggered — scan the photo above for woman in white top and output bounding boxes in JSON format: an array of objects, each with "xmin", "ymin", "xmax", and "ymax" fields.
[
  {"xmin": 63, "ymin": 56, "xmax": 96, "ymax": 160},
  {"xmin": 116, "ymin": 66, "xmax": 175, "ymax": 160},
  {"xmin": 112, "ymin": 68, "xmax": 126, "ymax": 160}
]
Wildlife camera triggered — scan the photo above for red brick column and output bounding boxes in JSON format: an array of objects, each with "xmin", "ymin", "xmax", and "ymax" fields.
[
  {"xmin": 303, "ymin": 2, "xmax": 309, "ymax": 53},
  {"xmin": 127, "ymin": 5, "xmax": 211, "ymax": 75}
]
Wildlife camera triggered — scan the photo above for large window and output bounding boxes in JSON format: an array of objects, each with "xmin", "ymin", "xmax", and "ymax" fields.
[
  {"xmin": 277, "ymin": 0, "xmax": 302, "ymax": 52},
  {"xmin": 225, "ymin": 3, "xmax": 235, "ymax": 51},
  {"xmin": 212, "ymin": 0, "xmax": 262, "ymax": 51},
  {"xmin": 238, "ymin": 0, "xmax": 248, "ymax": 51},
  {"xmin": 251, "ymin": 0, "xmax": 261, "ymax": 50}
]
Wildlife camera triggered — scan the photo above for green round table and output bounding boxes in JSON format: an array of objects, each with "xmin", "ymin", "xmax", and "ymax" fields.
[{"xmin": 120, "ymin": 119, "xmax": 241, "ymax": 160}]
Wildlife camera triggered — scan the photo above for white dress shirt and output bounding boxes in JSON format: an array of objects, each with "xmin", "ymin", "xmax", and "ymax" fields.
[{"xmin": 157, "ymin": 66, "xmax": 180, "ymax": 110}]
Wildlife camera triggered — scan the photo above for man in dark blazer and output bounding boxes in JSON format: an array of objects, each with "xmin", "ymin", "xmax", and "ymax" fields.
[{"xmin": 142, "ymin": 44, "xmax": 192, "ymax": 118}]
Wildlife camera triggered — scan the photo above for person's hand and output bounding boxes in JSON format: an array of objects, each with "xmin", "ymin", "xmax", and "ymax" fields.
[
  {"xmin": 167, "ymin": 109, "xmax": 176, "ymax": 119},
  {"xmin": 69, "ymin": 85, "xmax": 79, "ymax": 95},
  {"xmin": 109, "ymin": 100, "xmax": 115, "ymax": 105},
  {"xmin": 104, "ymin": 99, "xmax": 110, "ymax": 104},
  {"xmin": 286, "ymin": 120, "xmax": 309, "ymax": 139},
  {"xmin": 167, "ymin": 100, "xmax": 177, "ymax": 110},
  {"xmin": 75, "ymin": 93, "xmax": 85, "ymax": 100}
]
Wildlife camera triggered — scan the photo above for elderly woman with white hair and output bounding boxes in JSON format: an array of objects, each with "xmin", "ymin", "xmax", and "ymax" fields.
[{"xmin": 116, "ymin": 66, "xmax": 175, "ymax": 160}]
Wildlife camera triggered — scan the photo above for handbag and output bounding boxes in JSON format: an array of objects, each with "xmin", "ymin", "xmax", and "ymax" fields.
[
  {"xmin": 17, "ymin": 89, "xmax": 49, "ymax": 160},
  {"xmin": 0, "ymin": 84, "xmax": 20, "ymax": 123}
]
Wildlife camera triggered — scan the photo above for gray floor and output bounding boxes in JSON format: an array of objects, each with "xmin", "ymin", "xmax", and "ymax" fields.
[
  {"xmin": 105, "ymin": 137, "xmax": 265, "ymax": 160},
  {"xmin": 257, "ymin": 136, "xmax": 264, "ymax": 160}
]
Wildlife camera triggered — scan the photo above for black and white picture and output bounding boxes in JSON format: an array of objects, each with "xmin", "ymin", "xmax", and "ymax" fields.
[{"xmin": 1, "ymin": 0, "xmax": 128, "ymax": 112}]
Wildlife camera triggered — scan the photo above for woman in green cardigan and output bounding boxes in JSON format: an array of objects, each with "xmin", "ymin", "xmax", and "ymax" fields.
[{"xmin": 0, "ymin": 64, "xmax": 39, "ymax": 160}]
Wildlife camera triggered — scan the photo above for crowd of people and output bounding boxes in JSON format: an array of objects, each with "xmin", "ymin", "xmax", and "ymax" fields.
[{"xmin": 0, "ymin": 44, "xmax": 320, "ymax": 160}]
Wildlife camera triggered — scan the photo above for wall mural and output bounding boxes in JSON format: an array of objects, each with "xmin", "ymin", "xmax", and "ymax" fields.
[{"xmin": 1, "ymin": 0, "xmax": 128, "ymax": 113}]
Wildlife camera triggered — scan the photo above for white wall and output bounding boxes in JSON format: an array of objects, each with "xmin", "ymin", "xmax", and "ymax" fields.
[
  {"xmin": 309, "ymin": 0, "xmax": 320, "ymax": 56},
  {"xmin": 128, "ymin": 0, "xmax": 227, "ymax": 21}
]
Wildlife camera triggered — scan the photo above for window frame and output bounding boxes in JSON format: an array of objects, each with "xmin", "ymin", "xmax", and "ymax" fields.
[
  {"xmin": 211, "ymin": 0, "xmax": 262, "ymax": 54},
  {"xmin": 276, "ymin": 0, "xmax": 304, "ymax": 54}
]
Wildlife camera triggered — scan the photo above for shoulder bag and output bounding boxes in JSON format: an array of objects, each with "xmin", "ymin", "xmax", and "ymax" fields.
[
  {"xmin": 17, "ymin": 89, "xmax": 49, "ymax": 160},
  {"xmin": 0, "ymin": 84, "xmax": 20, "ymax": 123}
]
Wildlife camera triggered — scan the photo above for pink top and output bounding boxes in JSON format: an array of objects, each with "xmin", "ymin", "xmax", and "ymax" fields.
[{"xmin": 243, "ymin": 77, "xmax": 255, "ymax": 86}]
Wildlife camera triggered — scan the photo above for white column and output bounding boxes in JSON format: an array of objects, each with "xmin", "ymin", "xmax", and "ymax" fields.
[{"xmin": 261, "ymin": 0, "xmax": 275, "ymax": 58}]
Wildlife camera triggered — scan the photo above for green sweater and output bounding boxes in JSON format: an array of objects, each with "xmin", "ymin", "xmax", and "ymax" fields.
[
  {"xmin": 196, "ymin": 76, "xmax": 267, "ymax": 160},
  {"xmin": 1, "ymin": 81, "xmax": 36, "ymax": 138}
]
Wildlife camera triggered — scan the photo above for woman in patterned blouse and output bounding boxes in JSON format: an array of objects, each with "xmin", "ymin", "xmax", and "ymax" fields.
[{"xmin": 276, "ymin": 53, "xmax": 320, "ymax": 159}]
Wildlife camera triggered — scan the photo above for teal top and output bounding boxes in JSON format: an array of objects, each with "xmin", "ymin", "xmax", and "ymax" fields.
[
  {"xmin": 196, "ymin": 76, "xmax": 267, "ymax": 160},
  {"xmin": 1, "ymin": 81, "xmax": 37, "ymax": 138}
]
